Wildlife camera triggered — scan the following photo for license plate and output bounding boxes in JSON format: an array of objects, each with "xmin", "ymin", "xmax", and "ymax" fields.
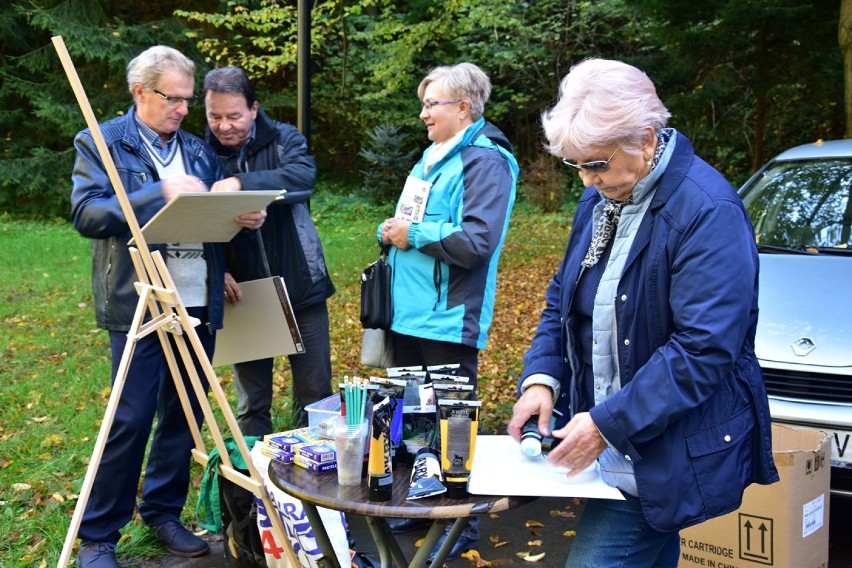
[
  {"xmin": 789, "ymin": 425, "xmax": 852, "ymax": 469},
  {"xmin": 827, "ymin": 428, "xmax": 852, "ymax": 469}
]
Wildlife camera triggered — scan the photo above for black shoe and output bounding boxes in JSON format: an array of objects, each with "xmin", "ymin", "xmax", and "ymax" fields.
[
  {"xmin": 428, "ymin": 532, "xmax": 479, "ymax": 563},
  {"xmin": 387, "ymin": 517, "xmax": 431, "ymax": 534},
  {"xmin": 152, "ymin": 520, "xmax": 209, "ymax": 558},
  {"xmin": 77, "ymin": 541, "xmax": 120, "ymax": 568}
]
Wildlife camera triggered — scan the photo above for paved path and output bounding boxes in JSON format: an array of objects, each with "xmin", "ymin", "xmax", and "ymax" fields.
[
  {"xmin": 133, "ymin": 495, "xmax": 580, "ymax": 567},
  {"xmin": 139, "ymin": 495, "xmax": 852, "ymax": 568}
]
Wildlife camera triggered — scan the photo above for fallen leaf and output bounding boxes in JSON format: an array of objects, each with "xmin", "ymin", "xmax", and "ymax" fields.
[
  {"xmin": 12, "ymin": 483, "xmax": 32, "ymax": 493},
  {"xmin": 527, "ymin": 540, "xmax": 542, "ymax": 547},
  {"xmin": 461, "ymin": 549, "xmax": 490, "ymax": 566},
  {"xmin": 563, "ymin": 530, "xmax": 577, "ymax": 537},
  {"xmin": 516, "ymin": 551, "xmax": 546, "ymax": 562},
  {"xmin": 488, "ymin": 534, "xmax": 502, "ymax": 543},
  {"xmin": 524, "ymin": 520, "xmax": 544, "ymax": 528},
  {"xmin": 494, "ymin": 541, "xmax": 509, "ymax": 548}
]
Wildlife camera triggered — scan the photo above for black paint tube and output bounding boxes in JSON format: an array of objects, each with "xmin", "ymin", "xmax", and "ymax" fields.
[
  {"xmin": 433, "ymin": 383, "xmax": 475, "ymax": 400},
  {"xmin": 368, "ymin": 377, "xmax": 405, "ymax": 447}
]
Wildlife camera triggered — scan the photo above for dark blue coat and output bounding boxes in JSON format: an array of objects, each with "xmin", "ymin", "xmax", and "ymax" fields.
[
  {"xmin": 70, "ymin": 107, "xmax": 226, "ymax": 332},
  {"xmin": 520, "ymin": 132, "xmax": 778, "ymax": 531}
]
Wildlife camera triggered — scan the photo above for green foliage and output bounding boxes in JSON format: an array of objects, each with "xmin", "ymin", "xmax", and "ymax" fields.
[
  {"xmin": 0, "ymin": 0, "xmax": 846, "ymax": 216},
  {"xmin": 358, "ymin": 125, "xmax": 418, "ymax": 205}
]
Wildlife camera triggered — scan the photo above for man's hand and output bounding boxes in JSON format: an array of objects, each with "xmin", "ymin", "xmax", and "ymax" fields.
[
  {"xmin": 224, "ymin": 272, "xmax": 242, "ymax": 304},
  {"xmin": 381, "ymin": 217, "xmax": 411, "ymax": 249},
  {"xmin": 211, "ymin": 177, "xmax": 242, "ymax": 192},
  {"xmin": 236, "ymin": 208, "xmax": 267, "ymax": 230},
  {"xmin": 162, "ymin": 175, "xmax": 208, "ymax": 202}
]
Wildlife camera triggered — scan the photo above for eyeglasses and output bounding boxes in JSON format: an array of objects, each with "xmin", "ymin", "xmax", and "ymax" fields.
[
  {"xmin": 151, "ymin": 88, "xmax": 198, "ymax": 107},
  {"xmin": 562, "ymin": 140, "xmax": 625, "ymax": 172},
  {"xmin": 421, "ymin": 99, "xmax": 460, "ymax": 111}
]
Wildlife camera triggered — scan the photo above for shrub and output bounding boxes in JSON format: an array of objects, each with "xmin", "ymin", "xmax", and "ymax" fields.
[
  {"xmin": 358, "ymin": 125, "xmax": 418, "ymax": 205},
  {"xmin": 519, "ymin": 151, "xmax": 572, "ymax": 213}
]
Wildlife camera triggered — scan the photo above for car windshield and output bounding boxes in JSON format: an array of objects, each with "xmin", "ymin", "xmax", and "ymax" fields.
[{"xmin": 740, "ymin": 158, "xmax": 852, "ymax": 251}]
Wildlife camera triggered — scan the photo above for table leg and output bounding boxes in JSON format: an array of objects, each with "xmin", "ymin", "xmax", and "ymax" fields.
[
  {"xmin": 365, "ymin": 516, "xmax": 411, "ymax": 568},
  {"xmin": 426, "ymin": 518, "xmax": 465, "ymax": 568},
  {"xmin": 302, "ymin": 501, "xmax": 342, "ymax": 568}
]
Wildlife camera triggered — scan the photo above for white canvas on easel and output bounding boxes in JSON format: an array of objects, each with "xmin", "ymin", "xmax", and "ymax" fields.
[
  {"xmin": 134, "ymin": 191, "xmax": 280, "ymax": 244},
  {"xmin": 213, "ymin": 276, "xmax": 304, "ymax": 366}
]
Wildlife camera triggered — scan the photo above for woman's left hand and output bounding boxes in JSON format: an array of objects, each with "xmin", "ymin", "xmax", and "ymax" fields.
[
  {"xmin": 381, "ymin": 217, "xmax": 411, "ymax": 249},
  {"xmin": 546, "ymin": 412, "xmax": 607, "ymax": 477}
]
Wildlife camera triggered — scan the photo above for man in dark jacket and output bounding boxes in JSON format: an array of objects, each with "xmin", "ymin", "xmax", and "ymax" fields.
[
  {"xmin": 203, "ymin": 66, "xmax": 336, "ymax": 433},
  {"xmin": 70, "ymin": 46, "xmax": 265, "ymax": 568}
]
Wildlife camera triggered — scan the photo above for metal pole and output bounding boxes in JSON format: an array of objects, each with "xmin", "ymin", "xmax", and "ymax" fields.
[{"xmin": 297, "ymin": 0, "xmax": 312, "ymax": 148}]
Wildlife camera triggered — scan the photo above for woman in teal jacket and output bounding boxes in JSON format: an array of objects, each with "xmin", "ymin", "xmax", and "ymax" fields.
[
  {"xmin": 378, "ymin": 63, "xmax": 518, "ymax": 383},
  {"xmin": 378, "ymin": 62, "xmax": 518, "ymax": 561},
  {"xmin": 507, "ymin": 58, "xmax": 778, "ymax": 567}
]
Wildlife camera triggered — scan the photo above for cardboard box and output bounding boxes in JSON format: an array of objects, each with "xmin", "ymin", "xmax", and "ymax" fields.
[{"xmin": 678, "ymin": 424, "xmax": 830, "ymax": 568}]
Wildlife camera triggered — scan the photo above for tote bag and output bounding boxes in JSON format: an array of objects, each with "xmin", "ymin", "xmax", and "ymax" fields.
[{"xmin": 360, "ymin": 244, "xmax": 392, "ymax": 330}]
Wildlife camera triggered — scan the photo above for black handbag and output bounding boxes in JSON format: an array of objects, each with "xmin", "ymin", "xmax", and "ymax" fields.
[{"xmin": 360, "ymin": 244, "xmax": 393, "ymax": 329}]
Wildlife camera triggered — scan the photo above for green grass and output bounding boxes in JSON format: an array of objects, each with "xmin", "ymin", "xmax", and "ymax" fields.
[{"xmin": 0, "ymin": 195, "xmax": 572, "ymax": 567}]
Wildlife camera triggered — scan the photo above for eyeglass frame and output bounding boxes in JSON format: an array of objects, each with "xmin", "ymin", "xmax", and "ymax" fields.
[
  {"xmin": 562, "ymin": 139, "xmax": 626, "ymax": 172},
  {"xmin": 151, "ymin": 88, "xmax": 198, "ymax": 107},
  {"xmin": 421, "ymin": 99, "xmax": 461, "ymax": 111}
]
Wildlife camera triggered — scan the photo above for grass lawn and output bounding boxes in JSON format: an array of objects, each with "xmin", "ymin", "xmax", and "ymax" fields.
[{"xmin": 0, "ymin": 194, "xmax": 572, "ymax": 567}]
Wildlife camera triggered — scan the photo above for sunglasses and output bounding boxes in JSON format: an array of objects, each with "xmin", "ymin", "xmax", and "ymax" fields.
[{"xmin": 562, "ymin": 140, "xmax": 625, "ymax": 172}]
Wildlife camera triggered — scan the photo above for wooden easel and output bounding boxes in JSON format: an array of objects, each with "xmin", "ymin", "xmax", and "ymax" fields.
[{"xmin": 52, "ymin": 36, "xmax": 300, "ymax": 568}]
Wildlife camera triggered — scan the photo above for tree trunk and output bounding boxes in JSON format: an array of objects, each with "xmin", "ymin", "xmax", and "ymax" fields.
[{"xmin": 840, "ymin": 0, "xmax": 852, "ymax": 138}]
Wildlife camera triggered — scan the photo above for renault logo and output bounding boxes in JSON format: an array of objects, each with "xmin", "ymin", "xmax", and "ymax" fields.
[{"xmin": 791, "ymin": 337, "xmax": 816, "ymax": 357}]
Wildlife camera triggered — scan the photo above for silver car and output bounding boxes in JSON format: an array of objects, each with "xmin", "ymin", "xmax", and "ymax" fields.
[{"xmin": 739, "ymin": 139, "xmax": 852, "ymax": 498}]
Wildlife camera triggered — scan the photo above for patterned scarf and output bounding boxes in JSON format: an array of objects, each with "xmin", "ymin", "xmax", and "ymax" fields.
[{"xmin": 582, "ymin": 197, "xmax": 632, "ymax": 268}]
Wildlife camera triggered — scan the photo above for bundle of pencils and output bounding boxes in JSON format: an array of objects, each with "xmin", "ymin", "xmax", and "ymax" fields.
[{"xmin": 341, "ymin": 376, "xmax": 369, "ymax": 426}]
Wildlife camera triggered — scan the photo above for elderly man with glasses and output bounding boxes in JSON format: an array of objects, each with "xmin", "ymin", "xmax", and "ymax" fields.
[{"xmin": 70, "ymin": 45, "xmax": 265, "ymax": 568}]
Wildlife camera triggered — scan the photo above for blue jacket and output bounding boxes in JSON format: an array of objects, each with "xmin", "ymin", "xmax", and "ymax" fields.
[
  {"xmin": 70, "ymin": 107, "xmax": 226, "ymax": 332},
  {"xmin": 520, "ymin": 132, "xmax": 778, "ymax": 531},
  {"xmin": 380, "ymin": 118, "xmax": 518, "ymax": 350}
]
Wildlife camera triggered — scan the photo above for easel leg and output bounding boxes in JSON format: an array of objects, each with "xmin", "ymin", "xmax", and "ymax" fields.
[{"xmin": 56, "ymin": 287, "xmax": 151, "ymax": 567}]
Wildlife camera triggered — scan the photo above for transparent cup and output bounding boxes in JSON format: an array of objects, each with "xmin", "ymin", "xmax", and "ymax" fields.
[{"xmin": 332, "ymin": 415, "xmax": 369, "ymax": 486}]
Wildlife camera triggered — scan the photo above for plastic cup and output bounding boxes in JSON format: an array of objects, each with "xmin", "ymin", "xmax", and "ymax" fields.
[{"xmin": 333, "ymin": 416, "xmax": 369, "ymax": 486}]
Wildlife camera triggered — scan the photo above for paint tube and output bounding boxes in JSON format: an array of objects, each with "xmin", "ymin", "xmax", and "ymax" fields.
[
  {"xmin": 388, "ymin": 368, "xmax": 428, "ymax": 411},
  {"xmin": 368, "ymin": 393, "xmax": 393, "ymax": 501},
  {"xmin": 428, "ymin": 372, "xmax": 470, "ymax": 385},
  {"xmin": 426, "ymin": 363, "xmax": 460, "ymax": 376},
  {"xmin": 368, "ymin": 377, "xmax": 405, "ymax": 447},
  {"xmin": 437, "ymin": 398, "xmax": 481, "ymax": 499},
  {"xmin": 406, "ymin": 448, "xmax": 446, "ymax": 500},
  {"xmin": 418, "ymin": 382, "xmax": 436, "ymax": 410},
  {"xmin": 520, "ymin": 410, "xmax": 564, "ymax": 457},
  {"xmin": 432, "ymin": 383, "xmax": 475, "ymax": 400}
]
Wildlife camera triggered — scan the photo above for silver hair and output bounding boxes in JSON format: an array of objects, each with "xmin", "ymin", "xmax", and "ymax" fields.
[
  {"xmin": 541, "ymin": 58, "xmax": 671, "ymax": 159},
  {"xmin": 126, "ymin": 46, "xmax": 196, "ymax": 101},
  {"xmin": 417, "ymin": 62, "xmax": 491, "ymax": 121}
]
